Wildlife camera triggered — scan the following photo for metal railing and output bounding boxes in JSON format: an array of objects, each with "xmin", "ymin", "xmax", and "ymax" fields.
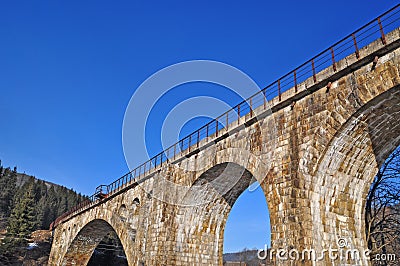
[{"xmin": 52, "ymin": 4, "xmax": 400, "ymax": 228}]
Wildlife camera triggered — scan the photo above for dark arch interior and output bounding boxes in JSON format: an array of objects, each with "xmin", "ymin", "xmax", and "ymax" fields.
[
  {"xmin": 87, "ymin": 230, "xmax": 128, "ymax": 266},
  {"xmin": 363, "ymin": 85, "xmax": 400, "ymax": 167},
  {"xmin": 63, "ymin": 219, "xmax": 128, "ymax": 266},
  {"xmin": 192, "ymin": 162, "xmax": 255, "ymax": 206},
  {"xmin": 190, "ymin": 162, "xmax": 271, "ymax": 264}
]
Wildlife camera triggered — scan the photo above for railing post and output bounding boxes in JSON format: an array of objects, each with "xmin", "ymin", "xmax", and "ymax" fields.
[
  {"xmin": 216, "ymin": 118, "xmax": 218, "ymax": 137},
  {"xmin": 278, "ymin": 79, "xmax": 281, "ymax": 101},
  {"xmin": 226, "ymin": 112, "xmax": 228, "ymax": 131},
  {"xmin": 173, "ymin": 144, "xmax": 176, "ymax": 160},
  {"xmin": 352, "ymin": 33, "xmax": 360, "ymax": 59},
  {"xmin": 330, "ymin": 47, "xmax": 337, "ymax": 71},
  {"xmin": 166, "ymin": 148, "xmax": 169, "ymax": 162},
  {"xmin": 378, "ymin": 17, "xmax": 387, "ymax": 45},
  {"xmin": 206, "ymin": 124, "xmax": 209, "ymax": 138},
  {"xmin": 197, "ymin": 130, "xmax": 200, "ymax": 148},
  {"xmin": 294, "ymin": 70, "xmax": 298, "ymax": 93},
  {"xmin": 188, "ymin": 135, "xmax": 191, "ymax": 152},
  {"xmin": 311, "ymin": 59, "xmax": 316, "ymax": 82},
  {"xmin": 249, "ymin": 97, "xmax": 253, "ymax": 116},
  {"xmin": 263, "ymin": 89, "xmax": 267, "ymax": 109},
  {"xmin": 238, "ymin": 104, "xmax": 241, "ymax": 124}
]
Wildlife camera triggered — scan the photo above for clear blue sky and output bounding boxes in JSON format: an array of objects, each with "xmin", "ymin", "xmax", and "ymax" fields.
[{"xmin": 0, "ymin": 0, "xmax": 398, "ymax": 253}]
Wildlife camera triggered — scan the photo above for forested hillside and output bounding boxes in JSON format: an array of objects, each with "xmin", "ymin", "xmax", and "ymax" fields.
[
  {"xmin": 0, "ymin": 161, "xmax": 85, "ymax": 233},
  {"xmin": 0, "ymin": 161, "xmax": 86, "ymax": 264}
]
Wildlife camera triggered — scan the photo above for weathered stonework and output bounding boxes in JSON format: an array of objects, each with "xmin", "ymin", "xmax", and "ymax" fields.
[{"xmin": 49, "ymin": 28, "xmax": 400, "ymax": 266}]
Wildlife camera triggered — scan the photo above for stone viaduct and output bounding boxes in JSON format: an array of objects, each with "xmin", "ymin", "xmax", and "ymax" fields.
[{"xmin": 49, "ymin": 14, "xmax": 400, "ymax": 266}]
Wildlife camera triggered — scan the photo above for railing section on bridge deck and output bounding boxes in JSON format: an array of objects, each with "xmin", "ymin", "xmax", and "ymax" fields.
[{"xmin": 52, "ymin": 4, "xmax": 400, "ymax": 228}]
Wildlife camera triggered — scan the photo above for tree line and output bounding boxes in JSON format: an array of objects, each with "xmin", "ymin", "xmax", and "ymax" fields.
[{"xmin": 0, "ymin": 161, "xmax": 85, "ymax": 239}]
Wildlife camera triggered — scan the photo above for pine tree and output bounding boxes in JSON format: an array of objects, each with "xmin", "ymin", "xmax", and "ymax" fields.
[
  {"xmin": 8, "ymin": 182, "xmax": 37, "ymax": 239},
  {"xmin": 44, "ymin": 186, "xmax": 58, "ymax": 228},
  {"xmin": 57, "ymin": 193, "xmax": 68, "ymax": 217},
  {"xmin": 35, "ymin": 196, "xmax": 46, "ymax": 229},
  {"xmin": 0, "ymin": 166, "xmax": 17, "ymax": 218}
]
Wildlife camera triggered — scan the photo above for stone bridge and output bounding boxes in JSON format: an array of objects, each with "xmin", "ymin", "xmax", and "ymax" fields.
[{"xmin": 49, "ymin": 14, "xmax": 400, "ymax": 266}]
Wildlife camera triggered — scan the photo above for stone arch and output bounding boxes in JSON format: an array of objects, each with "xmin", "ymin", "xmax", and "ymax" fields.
[
  {"xmin": 171, "ymin": 159, "xmax": 275, "ymax": 265},
  {"xmin": 52, "ymin": 202, "xmax": 139, "ymax": 266},
  {"xmin": 173, "ymin": 144, "xmax": 280, "ymax": 207},
  {"xmin": 61, "ymin": 219, "xmax": 127, "ymax": 265},
  {"xmin": 311, "ymin": 85, "xmax": 400, "ymax": 265}
]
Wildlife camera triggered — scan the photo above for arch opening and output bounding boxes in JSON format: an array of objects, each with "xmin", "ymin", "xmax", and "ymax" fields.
[
  {"xmin": 62, "ymin": 219, "xmax": 128, "ymax": 266},
  {"xmin": 223, "ymin": 182, "xmax": 271, "ymax": 265},
  {"xmin": 178, "ymin": 162, "xmax": 272, "ymax": 265},
  {"xmin": 88, "ymin": 230, "xmax": 128, "ymax": 266}
]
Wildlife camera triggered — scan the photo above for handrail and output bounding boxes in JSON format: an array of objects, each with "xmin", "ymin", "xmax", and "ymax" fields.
[{"xmin": 52, "ymin": 4, "xmax": 400, "ymax": 228}]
